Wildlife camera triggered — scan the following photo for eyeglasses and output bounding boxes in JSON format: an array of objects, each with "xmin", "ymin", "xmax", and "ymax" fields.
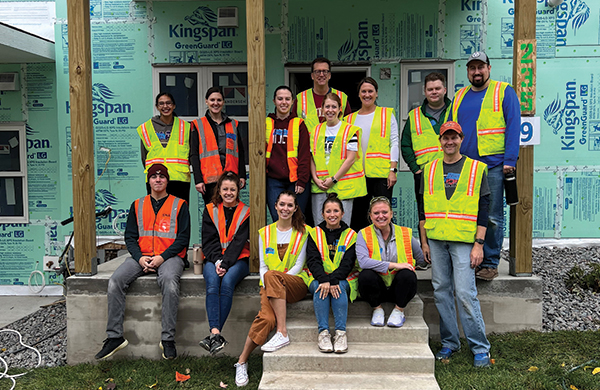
[
  {"xmin": 313, "ymin": 70, "xmax": 330, "ymax": 75},
  {"xmin": 157, "ymin": 101, "xmax": 174, "ymax": 107}
]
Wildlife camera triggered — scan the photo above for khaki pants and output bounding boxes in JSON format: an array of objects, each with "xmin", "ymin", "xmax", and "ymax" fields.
[{"xmin": 248, "ymin": 270, "xmax": 308, "ymax": 345}]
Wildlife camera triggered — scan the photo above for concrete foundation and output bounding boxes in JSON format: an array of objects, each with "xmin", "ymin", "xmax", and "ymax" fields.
[{"xmin": 66, "ymin": 255, "xmax": 542, "ymax": 364}]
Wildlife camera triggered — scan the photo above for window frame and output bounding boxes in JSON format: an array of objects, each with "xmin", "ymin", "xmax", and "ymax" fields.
[{"xmin": 0, "ymin": 122, "xmax": 29, "ymax": 223}]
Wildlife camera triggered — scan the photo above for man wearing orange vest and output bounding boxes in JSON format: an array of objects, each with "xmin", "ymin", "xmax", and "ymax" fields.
[
  {"xmin": 292, "ymin": 57, "xmax": 352, "ymax": 133},
  {"xmin": 419, "ymin": 121, "xmax": 491, "ymax": 368},
  {"xmin": 95, "ymin": 164, "xmax": 190, "ymax": 361},
  {"xmin": 447, "ymin": 51, "xmax": 521, "ymax": 281}
]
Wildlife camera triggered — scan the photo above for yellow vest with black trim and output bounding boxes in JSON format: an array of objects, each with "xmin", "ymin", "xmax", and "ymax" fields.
[
  {"xmin": 423, "ymin": 157, "xmax": 486, "ymax": 243},
  {"xmin": 305, "ymin": 227, "xmax": 359, "ymax": 301},
  {"xmin": 265, "ymin": 117, "xmax": 301, "ymax": 182},
  {"xmin": 344, "ymin": 106, "xmax": 395, "ymax": 178},
  {"xmin": 311, "ymin": 121, "xmax": 367, "ymax": 200},
  {"xmin": 407, "ymin": 106, "xmax": 444, "ymax": 168},
  {"xmin": 359, "ymin": 225, "xmax": 414, "ymax": 287},
  {"xmin": 137, "ymin": 118, "xmax": 191, "ymax": 183},
  {"xmin": 451, "ymin": 80, "xmax": 509, "ymax": 157},
  {"xmin": 297, "ymin": 88, "xmax": 349, "ymax": 134},
  {"xmin": 258, "ymin": 223, "xmax": 310, "ymax": 286}
]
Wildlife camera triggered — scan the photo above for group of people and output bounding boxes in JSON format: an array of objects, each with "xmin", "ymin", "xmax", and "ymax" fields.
[{"xmin": 94, "ymin": 50, "xmax": 520, "ymax": 385}]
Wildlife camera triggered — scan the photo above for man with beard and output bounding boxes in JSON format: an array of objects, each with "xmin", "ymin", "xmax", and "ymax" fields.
[{"xmin": 447, "ymin": 51, "xmax": 520, "ymax": 281}]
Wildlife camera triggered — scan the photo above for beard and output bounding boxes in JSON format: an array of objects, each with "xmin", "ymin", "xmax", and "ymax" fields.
[{"xmin": 470, "ymin": 74, "xmax": 489, "ymax": 88}]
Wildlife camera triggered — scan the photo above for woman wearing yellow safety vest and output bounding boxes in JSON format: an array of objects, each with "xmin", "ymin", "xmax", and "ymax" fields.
[
  {"xmin": 137, "ymin": 92, "xmax": 192, "ymax": 203},
  {"xmin": 265, "ymin": 86, "xmax": 311, "ymax": 220},
  {"xmin": 310, "ymin": 93, "xmax": 367, "ymax": 228},
  {"xmin": 356, "ymin": 197, "xmax": 419, "ymax": 328},
  {"xmin": 199, "ymin": 171, "xmax": 250, "ymax": 356},
  {"xmin": 345, "ymin": 77, "xmax": 399, "ymax": 231},
  {"xmin": 234, "ymin": 191, "xmax": 309, "ymax": 387},
  {"xmin": 305, "ymin": 193, "xmax": 358, "ymax": 354}
]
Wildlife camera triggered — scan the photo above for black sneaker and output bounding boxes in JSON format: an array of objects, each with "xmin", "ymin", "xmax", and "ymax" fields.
[
  {"xmin": 415, "ymin": 262, "xmax": 431, "ymax": 270},
  {"xmin": 199, "ymin": 334, "xmax": 213, "ymax": 352},
  {"xmin": 160, "ymin": 340, "xmax": 177, "ymax": 360},
  {"xmin": 95, "ymin": 337, "xmax": 128, "ymax": 360},
  {"xmin": 209, "ymin": 334, "xmax": 228, "ymax": 355}
]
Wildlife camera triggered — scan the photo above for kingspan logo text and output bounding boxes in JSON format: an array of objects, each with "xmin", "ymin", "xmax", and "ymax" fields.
[
  {"xmin": 169, "ymin": 24, "xmax": 236, "ymax": 42},
  {"xmin": 65, "ymin": 83, "xmax": 132, "ymax": 118}
]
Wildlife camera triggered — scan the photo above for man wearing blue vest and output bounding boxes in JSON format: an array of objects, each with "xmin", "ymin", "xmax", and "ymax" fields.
[
  {"xmin": 447, "ymin": 51, "xmax": 521, "ymax": 281},
  {"xmin": 419, "ymin": 121, "xmax": 491, "ymax": 367}
]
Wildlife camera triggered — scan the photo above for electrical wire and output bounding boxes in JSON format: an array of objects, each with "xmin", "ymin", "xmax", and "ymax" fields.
[
  {"xmin": 27, "ymin": 270, "xmax": 45, "ymax": 295},
  {"xmin": 0, "ymin": 329, "xmax": 42, "ymax": 390},
  {"xmin": 94, "ymin": 149, "xmax": 112, "ymax": 186}
]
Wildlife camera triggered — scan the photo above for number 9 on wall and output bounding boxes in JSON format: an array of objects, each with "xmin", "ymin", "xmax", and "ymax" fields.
[{"xmin": 520, "ymin": 117, "xmax": 540, "ymax": 146}]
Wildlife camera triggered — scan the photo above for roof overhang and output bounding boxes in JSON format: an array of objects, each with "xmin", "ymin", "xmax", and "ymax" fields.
[{"xmin": 0, "ymin": 22, "xmax": 54, "ymax": 63}]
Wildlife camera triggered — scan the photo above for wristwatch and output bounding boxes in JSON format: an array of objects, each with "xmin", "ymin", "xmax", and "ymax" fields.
[
  {"xmin": 331, "ymin": 176, "xmax": 338, "ymax": 184},
  {"xmin": 474, "ymin": 238, "xmax": 485, "ymax": 245},
  {"xmin": 390, "ymin": 167, "xmax": 398, "ymax": 173}
]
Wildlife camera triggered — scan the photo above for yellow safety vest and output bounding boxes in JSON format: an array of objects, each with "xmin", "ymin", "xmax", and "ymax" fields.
[
  {"xmin": 258, "ymin": 223, "xmax": 310, "ymax": 286},
  {"xmin": 423, "ymin": 157, "xmax": 486, "ymax": 243},
  {"xmin": 305, "ymin": 227, "xmax": 359, "ymax": 301},
  {"xmin": 359, "ymin": 225, "xmax": 414, "ymax": 287},
  {"xmin": 265, "ymin": 117, "xmax": 301, "ymax": 182},
  {"xmin": 137, "ymin": 118, "xmax": 191, "ymax": 183},
  {"xmin": 297, "ymin": 88, "xmax": 349, "ymax": 134},
  {"xmin": 311, "ymin": 121, "xmax": 367, "ymax": 199},
  {"xmin": 408, "ymin": 106, "xmax": 444, "ymax": 168},
  {"xmin": 345, "ymin": 106, "xmax": 395, "ymax": 178},
  {"xmin": 451, "ymin": 80, "xmax": 509, "ymax": 157}
]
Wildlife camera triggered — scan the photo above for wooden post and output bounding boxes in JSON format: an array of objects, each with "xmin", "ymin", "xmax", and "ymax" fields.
[
  {"xmin": 246, "ymin": 0, "xmax": 266, "ymax": 272},
  {"xmin": 509, "ymin": 0, "xmax": 536, "ymax": 276},
  {"xmin": 67, "ymin": 0, "xmax": 96, "ymax": 274}
]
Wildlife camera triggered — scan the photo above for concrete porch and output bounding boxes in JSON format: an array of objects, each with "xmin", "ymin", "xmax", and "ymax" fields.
[{"xmin": 66, "ymin": 254, "xmax": 542, "ymax": 364}]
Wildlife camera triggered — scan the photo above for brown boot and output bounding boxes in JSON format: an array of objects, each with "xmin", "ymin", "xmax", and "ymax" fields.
[{"xmin": 476, "ymin": 267, "xmax": 498, "ymax": 281}]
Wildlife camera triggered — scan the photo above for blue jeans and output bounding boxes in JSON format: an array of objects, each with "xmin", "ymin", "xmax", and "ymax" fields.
[
  {"xmin": 429, "ymin": 239, "xmax": 490, "ymax": 355},
  {"xmin": 482, "ymin": 165, "xmax": 504, "ymax": 269},
  {"xmin": 203, "ymin": 260, "xmax": 250, "ymax": 331},
  {"xmin": 308, "ymin": 279, "xmax": 350, "ymax": 333},
  {"xmin": 266, "ymin": 177, "xmax": 310, "ymax": 221}
]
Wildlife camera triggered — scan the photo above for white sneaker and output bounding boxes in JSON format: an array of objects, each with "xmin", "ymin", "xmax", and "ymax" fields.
[
  {"xmin": 370, "ymin": 308, "xmax": 385, "ymax": 327},
  {"xmin": 261, "ymin": 331, "xmax": 290, "ymax": 352},
  {"xmin": 317, "ymin": 330, "xmax": 333, "ymax": 353},
  {"xmin": 234, "ymin": 362, "xmax": 249, "ymax": 387},
  {"xmin": 333, "ymin": 330, "xmax": 348, "ymax": 354},
  {"xmin": 387, "ymin": 308, "xmax": 406, "ymax": 328}
]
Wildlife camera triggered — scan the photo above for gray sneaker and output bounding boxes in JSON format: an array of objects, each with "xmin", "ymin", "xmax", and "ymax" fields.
[
  {"xmin": 333, "ymin": 330, "xmax": 348, "ymax": 354},
  {"xmin": 317, "ymin": 330, "xmax": 333, "ymax": 353}
]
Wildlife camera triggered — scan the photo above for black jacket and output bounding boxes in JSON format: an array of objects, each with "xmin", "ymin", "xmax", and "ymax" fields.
[{"xmin": 306, "ymin": 221, "xmax": 356, "ymax": 286}]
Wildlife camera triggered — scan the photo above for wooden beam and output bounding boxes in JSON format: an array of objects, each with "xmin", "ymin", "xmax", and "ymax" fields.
[
  {"xmin": 246, "ymin": 0, "xmax": 266, "ymax": 273},
  {"xmin": 509, "ymin": 0, "xmax": 536, "ymax": 276},
  {"xmin": 67, "ymin": 0, "xmax": 96, "ymax": 274}
]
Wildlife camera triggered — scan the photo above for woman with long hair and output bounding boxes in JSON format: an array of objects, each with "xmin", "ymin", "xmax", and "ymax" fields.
[
  {"xmin": 190, "ymin": 87, "xmax": 247, "ymax": 204},
  {"xmin": 199, "ymin": 171, "xmax": 250, "ymax": 355},
  {"xmin": 234, "ymin": 191, "xmax": 310, "ymax": 387}
]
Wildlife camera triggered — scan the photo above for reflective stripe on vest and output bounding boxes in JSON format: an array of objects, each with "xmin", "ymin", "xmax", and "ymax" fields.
[
  {"xmin": 265, "ymin": 117, "xmax": 301, "ymax": 182},
  {"xmin": 409, "ymin": 106, "xmax": 443, "ymax": 168},
  {"xmin": 297, "ymin": 88, "xmax": 348, "ymax": 134},
  {"xmin": 137, "ymin": 118, "xmax": 191, "ymax": 183},
  {"xmin": 194, "ymin": 117, "xmax": 239, "ymax": 184},
  {"xmin": 207, "ymin": 202, "xmax": 250, "ymax": 259},
  {"xmin": 345, "ymin": 106, "xmax": 394, "ymax": 178},
  {"xmin": 360, "ymin": 225, "xmax": 414, "ymax": 287},
  {"xmin": 451, "ymin": 80, "xmax": 508, "ymax": 157},
  {"xmin": 135, "ymin": 195, "xmax": 186, "ymax": 258},
  {"xmin": 258, "ymin": 223, "xmax": 310, "ymax": 286},
  {"xmin": 423, "ymin": 157, "xmax": 486, "ymax": 243},
  {"xmin": 310, "ymin": 121, "xmax": 367, "ymax": 199}
]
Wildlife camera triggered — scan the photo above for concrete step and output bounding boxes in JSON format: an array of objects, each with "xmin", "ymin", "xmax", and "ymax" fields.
[
  {"xmin": 285, "ymin": 316, "xmax": 429, "ymax": 344},
  {"xmin": 259, "ymin": 372, "xmax": 440, "ymax": 390},
  {"xmin": 287, "ymin": 296, "xmax": 424, "ymax": 319},
  {"xmin": 262, "ymin": 342, "xmax": 434, "ymax": 374}
]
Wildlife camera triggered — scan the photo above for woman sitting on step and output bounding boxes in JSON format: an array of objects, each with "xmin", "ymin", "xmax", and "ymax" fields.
[
  {"xmin": 199, "ymin": 171, "xmax": 250, "ymax": 355},
  {"xmin": 305, "ymin": 193, "xmax": 358, "ymax": 354},
  {"xmin": 234, "ymin": 191, "xmax": 310, "ymax": 387},
  {"xmin": 356, "ymin": 196, "xmax": 420, "ymax": 328}
]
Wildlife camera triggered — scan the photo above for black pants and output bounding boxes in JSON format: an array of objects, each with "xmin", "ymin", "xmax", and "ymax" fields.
[
  {"xmin": 358, "ymin": 268, "xmax": 417, "ymax": 308},
  {"xmin": 146, "ymin": 180, "xmax": 190, "ymax": 204},
  {"xmin": 350, "ymin": 177, "xmax": 393, "ymax": 232}
]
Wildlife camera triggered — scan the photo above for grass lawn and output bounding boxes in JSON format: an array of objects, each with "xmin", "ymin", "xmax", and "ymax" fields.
[{"xmin": 2, "ymin": 330, "xmax": 600, "ymax": 389}]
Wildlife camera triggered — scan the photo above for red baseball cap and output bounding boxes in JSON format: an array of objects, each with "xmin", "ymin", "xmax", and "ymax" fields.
[{"xmin": 439, "ymin": 121, "xmax": 464, "ymax": 137}]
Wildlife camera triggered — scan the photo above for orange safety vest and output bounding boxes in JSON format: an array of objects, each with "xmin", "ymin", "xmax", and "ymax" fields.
[
  {"xmin": 206, "ymin": 201, "xmax": 250, "ymax": 259},
  {"xmin": 265, "ymin": 117, "xmax": 301, "ymax": 182},
  {"xmin": 135, "ymin": 195, "xmax": 187, "ymax": 259},
  {"xmin": 192, "ymin": 117, "xmax": 240, "ymax": 184}
]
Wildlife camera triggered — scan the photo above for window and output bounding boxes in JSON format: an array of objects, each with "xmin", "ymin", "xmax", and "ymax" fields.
[{"xmin": 0, "ymin": 123, "xmax": 28, "ymax": 223}]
